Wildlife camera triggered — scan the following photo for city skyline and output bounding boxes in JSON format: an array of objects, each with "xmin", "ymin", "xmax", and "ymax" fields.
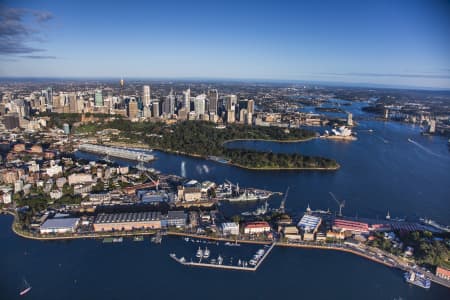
[{"xmin": 1, "ymin": 0, "xmax": 450, "ymax": 89}]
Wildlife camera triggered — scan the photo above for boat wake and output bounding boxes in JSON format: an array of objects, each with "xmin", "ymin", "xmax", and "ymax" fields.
[
  {"xmin": 181, "ymin": 161, "xmax": 186, "ymax": 177},
  {"xmin": 408, "ymin": 139, "xmax": 446, "ymax": 159},
  {"xmin": 373, "ymin": 134, "xmax": 389, "ymax": 144}
]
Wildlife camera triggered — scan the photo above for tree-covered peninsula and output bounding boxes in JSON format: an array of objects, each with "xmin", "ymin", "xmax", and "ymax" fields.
[{"xmin": 77, "ymin": 120, "xmax": 339, "ymax": 170}]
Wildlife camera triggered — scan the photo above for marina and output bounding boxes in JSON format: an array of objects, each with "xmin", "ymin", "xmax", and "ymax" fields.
[{"xmin": 169, "ymin": 243, "xmax": 275, "ymax": 272}]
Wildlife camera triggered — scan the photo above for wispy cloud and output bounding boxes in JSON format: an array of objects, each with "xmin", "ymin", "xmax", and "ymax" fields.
[
  {"xmin": 0, "ymin": 6, "xmax": 54, "ymax": 56},
  {"xmin": 21, "ymin": 55, "xmax": 56, "ymax": 59},
  {"xmin": 32, "ymin": 11, "xmax": 53, "ymax": 23}
]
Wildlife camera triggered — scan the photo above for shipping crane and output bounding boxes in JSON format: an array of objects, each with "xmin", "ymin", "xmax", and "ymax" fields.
[
  {"xmin": 329, "ymin": 192, "xmax": 345, "ymax": 217},
  {"xmin": 279, "ymin": 187, "xmax": 289, "ymax": 214},
  {"xmin": 145, "ymin": 174, "xmax": 160, "ymax": 191}
]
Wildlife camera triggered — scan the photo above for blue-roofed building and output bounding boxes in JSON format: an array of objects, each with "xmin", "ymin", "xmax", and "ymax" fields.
[
  {"xmin": 40, "ymin": 218, "xmax": 80, "ymax": 234},
  {"xmin": 297, "ymin": 214, "xmax": 322, "ymax": 234}
]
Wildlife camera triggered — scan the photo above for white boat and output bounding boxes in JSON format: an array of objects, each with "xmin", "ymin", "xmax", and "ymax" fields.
[
  {"xmin": 217, "ymin": 255, "xmax": 223, "ymax": 265},
  {"xmin": 203, "ymin": 247, "xmax": 210, "ymax": 259},
  {"xmin": 196, "ymin": 247, "xmax": 203, "ymax": 258},
  {"xmin": 224, "ymin": 241, "xmax": 241, "ymax": 247}
]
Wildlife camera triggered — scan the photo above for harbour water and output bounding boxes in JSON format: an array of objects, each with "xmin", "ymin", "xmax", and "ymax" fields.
[
  {"xmin": 76, "ymin": 103, "xmax": 450, "ymax": 223},
  {"xmin": 2, "ymin": 102, "xmax": 450, "ymax": 299},
  {"xmin": 1, "ymin": 215, "xmax": 449, "ymax": 299}
]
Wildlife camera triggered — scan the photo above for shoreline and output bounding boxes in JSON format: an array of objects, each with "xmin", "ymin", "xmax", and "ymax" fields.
[
  {"xmin": 103, "ymin": 140, "xmax": 340, "ymax": 171},
  {"xmin": 3, "ymin": 213, "xmax": 449, "ymax": 289}
]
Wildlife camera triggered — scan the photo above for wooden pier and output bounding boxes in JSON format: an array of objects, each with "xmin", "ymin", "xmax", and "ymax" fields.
[{"xmin": 169, "ymin": 242, "xmax": 275, "ymax": 272}]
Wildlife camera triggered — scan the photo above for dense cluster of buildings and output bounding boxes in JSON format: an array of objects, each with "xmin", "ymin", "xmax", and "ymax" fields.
[{"xmin": 0, "ymin": 80, "xmax": 364, "ymax": 133}]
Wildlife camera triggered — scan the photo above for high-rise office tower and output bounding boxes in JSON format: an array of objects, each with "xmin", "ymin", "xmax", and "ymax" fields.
[
  {"xmin": 183, "ymin": 88, "xmax": 191, "ymax": 112},
  {"xmin": 194, "ymin": 94, "xmax": 206, "ymax": 116},
  {"xmin": 95, "ymin": 90, "xmax": 103, "ymax": 107},
  {"xmin": 163, "ymin": 90, "xmax": 175, "ymax": 116},
  {"xmin": 152, "ymin": 101, "xmax": 160, "ymax": 118},
  {"xmin": 142, "ymin": 85, "xmax": 151, "ymax": 106},
  {"xmin": 247, "ymin": 99, "xmax": 255, "ymax": 114},
  {"xmin": 239, "ymin": 109, "xmax": 247, "ymax": 124},
  {"xmin": 128, "ymin": 99, "xmax": 139, "ymax": 119},
  {"xmin": 226, "ymin": 109, "xmax": 235, "ymax": 123},
  {"xmin": 69, "ymin": 93, "xmax": 77, "ymax": 113},
  {"xmin": 224, "ymin": 94, "xmax": 237, "ymax": 111},
  {"xmin": 207, "ymin": 89, "xmax": 218, "ymax": 114}
]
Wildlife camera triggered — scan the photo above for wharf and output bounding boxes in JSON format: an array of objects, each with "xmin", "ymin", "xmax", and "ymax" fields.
[
  {"xmin": 170, "ymin": 243, "xmax": 275, "ymax": 272},
  {"xmin": 78, "ymin": 143, "xmax": 154, "ymax": 162}
]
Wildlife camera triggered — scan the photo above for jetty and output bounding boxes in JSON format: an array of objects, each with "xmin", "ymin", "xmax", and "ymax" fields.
[
  {"xmin": 78, "ymin": 143, "xmax": 154, "ymax": 162},
  {"xmin": 169, "ymin": 242, "xmax": 275, "ymax": 272}
]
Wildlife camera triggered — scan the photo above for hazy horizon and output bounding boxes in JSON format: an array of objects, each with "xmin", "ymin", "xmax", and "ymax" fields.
[{"xmin": 1, "ymin": 0, "xmax": 449, "ymax": 89}]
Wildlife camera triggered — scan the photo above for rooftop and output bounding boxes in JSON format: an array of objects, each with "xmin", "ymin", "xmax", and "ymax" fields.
[{"xmin": 41, "ymin": 217, "xmax": 79, "ymax": 229}]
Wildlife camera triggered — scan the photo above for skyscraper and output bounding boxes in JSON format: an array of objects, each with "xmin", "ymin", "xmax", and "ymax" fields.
[
  {"xmin": 247, "ymin": 99, "xmax": 255, "ymax": 114},
  {"xmin": 224, "ymin": 94, "xmax": 237, "ymax": 111},
  {"xmin": 183, "ymin": 88, "xmax": 191, "ymax": 112},
  {"xmin": 163, "ymin": 90, "xmax": 175, "ymax": 116},
  {"xmin": 69, "ymin": 93, "xmax": 77, "ymax": 113},
  {"xmin": 128, "ymin": 99, "xmax": 139, "ymax": 119},
  {"xmin": 152, "ymin": 101, "xmax": 160, "ymax": 118},
  {"xmin": 207, "ymin": 89, "xmax": 218, "ymax": 114},
  {"xmin": 142, "ymin": 85, "xmax": 151, "ymax": 106},
  {"xmin": 95, "ymin": 90, "xmax": 103, "ymax": 107},
  {"xmin": 194, "ymin": 94, "xmax": 206, "ymax": 116}
]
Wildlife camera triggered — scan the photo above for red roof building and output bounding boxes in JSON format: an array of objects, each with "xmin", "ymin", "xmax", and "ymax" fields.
[
  {"xmin": 436, "ymin": 266, "xmax": 450, "ymax": 281},
  {"xmin": 332, "ymin": 219, "xmax": 369, "ymax": 234},
  {"xmin": 244, "ymin": 221, "xmax": 271, "ymax": 234}
]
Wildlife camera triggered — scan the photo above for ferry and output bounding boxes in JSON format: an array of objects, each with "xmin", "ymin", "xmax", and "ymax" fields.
[{"xmin": 404, "ymin": 271, "xmax": 431, "ymax": 289}]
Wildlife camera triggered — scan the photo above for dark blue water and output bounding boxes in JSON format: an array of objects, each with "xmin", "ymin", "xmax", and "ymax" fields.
[
  {"xmin": 3, "ymin": 101, "xmax": 450, "ymax": 299},
  {"xmin": 75, "ymin": 105, "xmax": 450, "ymax": 223},
  {"xmin": 1, "ymin": 216, "xmax": 449, "ymax": 299}
]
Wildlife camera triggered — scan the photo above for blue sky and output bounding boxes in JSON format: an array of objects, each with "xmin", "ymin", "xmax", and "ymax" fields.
[{"xmin": 1, "ymin": 0, "xmax": 449, "ymax": 89}]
